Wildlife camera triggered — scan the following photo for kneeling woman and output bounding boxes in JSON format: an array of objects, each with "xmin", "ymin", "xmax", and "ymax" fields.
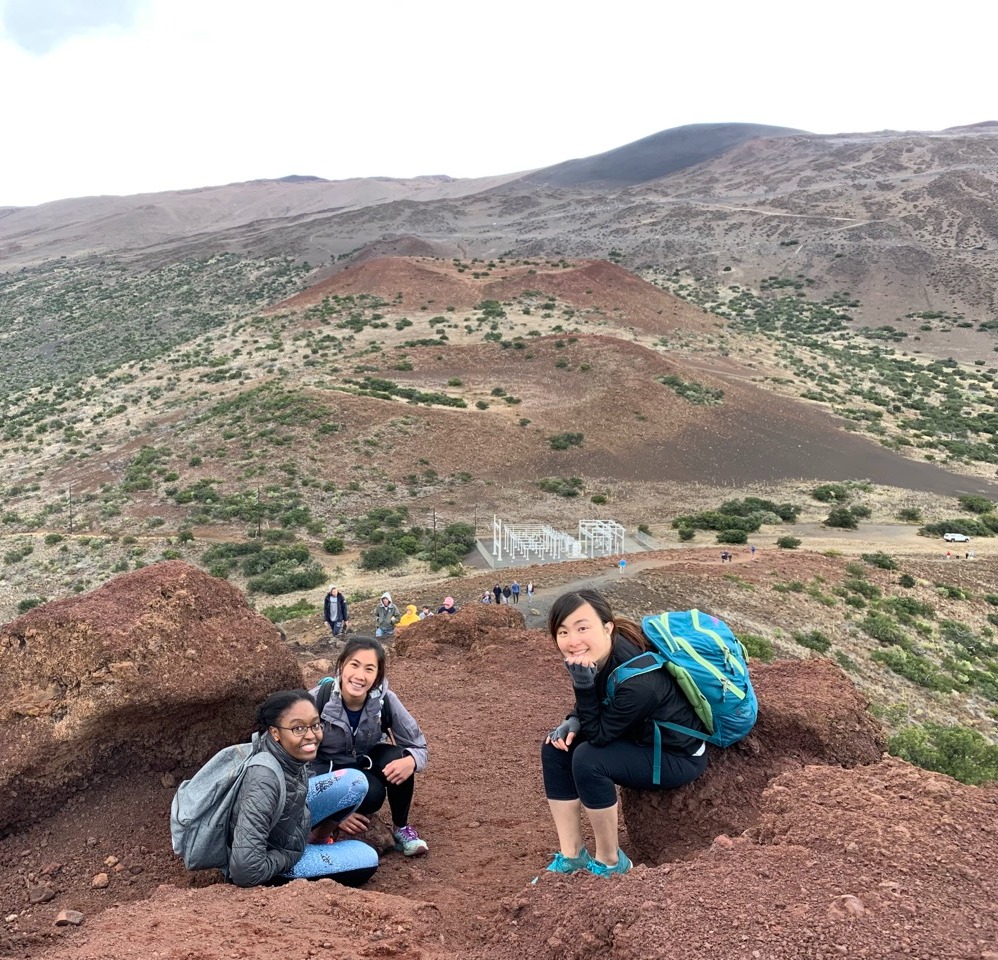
[
  {"xmin": 227, "ymin": 689, "xmax": 379, "ymax": 887},
  {"xmin": 310, "ymin": 638, "xmax": 429, "ymax": 856},
  {"xmin": 541, "ymin": 589, "xmax": 708, "ymax": 877}
]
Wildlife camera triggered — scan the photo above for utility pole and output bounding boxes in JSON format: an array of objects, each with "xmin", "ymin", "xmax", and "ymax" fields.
[
  {"xmin": 432, "ymin": 508, "xmax": 438, "ymax": 563},
  {"xmin": 67, "ymin": 483, "xmax": 74, "ymax": 534}
]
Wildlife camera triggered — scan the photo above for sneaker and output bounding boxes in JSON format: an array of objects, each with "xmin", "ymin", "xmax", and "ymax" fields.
[
  {"xmin": 585, "ymin": 849, "xmax": 632, "ymax": 877},
  {"xmin": 392, "ymin": 824, "xmax": 428, "ymax": 857},
  {"xmin": 545, "ymin": 848, "xmax": 591, "ymax": 874}
]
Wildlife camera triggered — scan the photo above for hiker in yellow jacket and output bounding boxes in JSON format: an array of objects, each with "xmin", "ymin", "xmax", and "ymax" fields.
[{"xmin": 396, "ymin": 604, "xmax": 421, "ymax": 630}]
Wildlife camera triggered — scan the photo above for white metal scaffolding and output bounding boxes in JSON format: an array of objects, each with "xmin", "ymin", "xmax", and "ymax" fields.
[
  {"xmin": 578, "ymin": 520, "xmax": 624, "ymax": 558},
  {"xmin": 491, "ymin": 516, "xmax": 622, "ymax": 564}
]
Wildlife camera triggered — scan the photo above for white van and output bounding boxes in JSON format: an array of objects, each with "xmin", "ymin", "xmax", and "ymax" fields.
[{"xmin": 943, "ymin": 532, "xmax": 970, "ymax": 543}]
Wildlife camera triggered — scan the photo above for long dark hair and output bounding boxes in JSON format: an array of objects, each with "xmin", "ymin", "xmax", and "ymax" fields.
[
  {"xmin": 547, "ymin": 588, "xmax": 647, "ymax": 651},
  {"xmin": 336, "ymin": 637, "xmax": 387, "ymax": 689},
  {"xmin": 255, "ymin": 689, "xmax": 315, "ymax": 731}
]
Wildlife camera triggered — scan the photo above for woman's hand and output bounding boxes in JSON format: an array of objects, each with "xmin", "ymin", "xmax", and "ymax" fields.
[
  {"xmin": 546, "ymin": 716, "xmax": 581, "ymax": 751},
  {"xmin": 563, "ymin": 658, "xmax": 598, "ymax": 690},
  {"xmin": 382, "ymin": 754, "xmax": 417, "ymax": 785},
  {"xmin": 336, "ymin": 811, "xmax": 370, "ymax": 836}
]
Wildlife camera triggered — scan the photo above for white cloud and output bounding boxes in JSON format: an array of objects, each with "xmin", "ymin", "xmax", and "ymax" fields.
[
  {"xmin": 0, "ymin": 0, "xmax": 995, "ymax": 206},
  {"xmin": 1, "ymin": 0, "xmax": 147, "ymax": 54}
]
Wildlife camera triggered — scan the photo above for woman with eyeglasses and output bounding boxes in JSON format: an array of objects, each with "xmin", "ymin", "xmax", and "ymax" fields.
[
  {"xmin": 309, "ymin": 638, "xmax": 429, "ymax": 857},
  {"xmin": 226, "ymin": 689, "xmax": 379, "ymax": 887}
]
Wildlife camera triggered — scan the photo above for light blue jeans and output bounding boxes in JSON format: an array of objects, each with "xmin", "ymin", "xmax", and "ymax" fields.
[{"xmin": 284, "ymin": 769, "xmax": 379, "ymax": 880}]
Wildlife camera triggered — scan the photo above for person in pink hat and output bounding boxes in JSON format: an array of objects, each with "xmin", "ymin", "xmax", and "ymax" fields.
[{"xmin": 436, "ymin": 596, "xmax": 458, "ymax": 615}]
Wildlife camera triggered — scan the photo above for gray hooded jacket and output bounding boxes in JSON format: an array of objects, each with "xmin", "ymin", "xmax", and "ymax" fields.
[{"xmin": 308, "ymin": 676, "xmax": 428, "ymax": 774}]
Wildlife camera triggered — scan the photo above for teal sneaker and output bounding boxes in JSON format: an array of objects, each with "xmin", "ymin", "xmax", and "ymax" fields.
[
  {"xmin": 545, "ymin": 848, "xmax": 591, "ymax": 874},
  {"xmin": 392, "ymin": 824, "xmax": 428, "ymax": 857},
  {"xmin": 585, "ymin": 849, "xmax": 632, "ymax": 877}
]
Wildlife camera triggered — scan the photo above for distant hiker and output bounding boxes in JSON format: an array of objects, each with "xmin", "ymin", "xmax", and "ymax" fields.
[
  {"xmin": 511, "ymin": 580, "xmax": 521, "ymax": 604},
  {"xmin": 480, "ymin": 591, "xmax": 493, "ymax": 604},
  {"xmin": 437, "ymin": 596, "xmax": 458, "ymax": 615},
  {"xmin": 541, "ymin": 589, "xmax": 708, "ymax": 878},
  {"xmin": 309, "ymin": 638, "xmax": 429, "ymax": 857},
  {"xmin": 396, "ymin": 604, "xmax": 421, "ymax": 630},
  {"xmin": 226, "ymin": 690, "xmax": 378, "ymax": 887},
  {"xmin": 419, "ymin": 605, "xmax": 433, "ymax": 619},
  {"xmin": 493, "ymin": 583, "xmax": 503, "ymax": 605},
  {"xmin": 750, "ymin": 545, "xmax": 757, "ymax": 559},
  {"xmin": 618, "ymin": 558, "xmax": 627, "ymax": 574},
  {"xmin": 527, "ymin": 580, "xmax": 535, "ymax": 600},
  {"xmin": 323, "ymin": 585, "xmax": 349, "ymax": 638},
  {"xmin": 375, "ymin": 592, "xmax": 400, "ymax": 638},
  {"xmin": 502, "ymin": 584, "xmax": 512, "ymax": 604}
]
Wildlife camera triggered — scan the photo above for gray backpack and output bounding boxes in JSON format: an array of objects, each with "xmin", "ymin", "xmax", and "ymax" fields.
[{"xmin": 170, "ymin": 732, "xmax": 286, "ymax": 871}]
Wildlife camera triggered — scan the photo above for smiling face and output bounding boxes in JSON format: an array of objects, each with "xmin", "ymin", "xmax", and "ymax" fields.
[
  {"xmin": 269, "ymin": 699, "xmax": 322, "ymax": 762},
  {"xmin": 554, "ymin": 601, "xmax": 614, "ymax": 667},
  {"xmin": 339, "ymin": 648, "xmax": 380, "ymax": 709}
]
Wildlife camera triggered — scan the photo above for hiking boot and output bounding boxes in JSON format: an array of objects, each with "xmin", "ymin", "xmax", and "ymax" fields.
[
  {"xmin": 392, "ymin": 825, "xmax": 428, "ymax": 857},
  {"xmin": 585, "ymin": 849, "xmax": 632, "ymax": 877},
  {"xmin": 545, "ymin": 848, "xmax": 591, "ymax": 874}
]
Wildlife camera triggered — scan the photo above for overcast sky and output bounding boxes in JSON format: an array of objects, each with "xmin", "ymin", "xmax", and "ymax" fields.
[{"xmin": 1, "ymin": 0, "xmax": 994, "ymax": 208}]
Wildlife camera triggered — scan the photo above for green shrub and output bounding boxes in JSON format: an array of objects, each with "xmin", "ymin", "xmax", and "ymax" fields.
[
  {"xmin": 812, "ymin": 483, "xmax": 849, "ymax": 503},
  {"xmin": 957, "ymin": 494, "xmax": 995, "ymax": 514},
  {"xmin": 738, "ymin": 633, "xmax": 773, "ymax": 662},
  {"xmin": 658, "ymin": 374, "xmax": 724, "ymax": 405},
  {"xmin": 717, "ymin": 529, "xmax": 748, "ymax": 545},
  {"xmin": 844, "ymin": 578, "xmax": 881, "ymax": 599},
  {"xmin": 825, "ymin": 507, "xmax": 858, "ymax": 529},
  {"xmin": 834, "ymin": 650, "xmax": 858, "ymax": 672},
  {"xmin": 899, "ymin": 573, "xmax": 917, "ymax": 588},
  {"xmin": 678, "ymin": 527, "xmax": 695, "ymax": 542},
  {"xmin": 871, "ymin": 647, "xmax": 953, "ymax": 690},
  {"xmin": 44, "ymin": 533, "xmax": 64, "ymax": 546},
  {"xmin": 590, "ymin": 494, "xmax": 608, "ymax": 505},
  {"xmin": 861, "ymin": 613, "xmax": 911, "ymax": 648},
  {"xmin": 794, "ymin": 630, "xmax": 832, "ymax": 654},
  {"xmin": 549, "ymin": 432, "xmax": 584, "ymax": 450},
  {"xmin": 359, "ymin": 543, "xmax": 407, "ymax": 571},
  {"xmin": 17, "ymin": 597, "xmax": 46, "ymax": 614},
  {"xmin": 861, "ymin": 551, "xmax": 897, "ymax": 570},
  {"xmin": 897, "ymin": 507, "xmax": 922, "ymax": 522},
  {"xmin": 323, "ymin": 537, "xmax": 345, "ymax": 554},
  {"xmin": 261, "ymin": 599, "xmax": 319, "ymax": 623},
  {"xmin": 537, "ymin": 476, "xmax": 584, "ymax": 498},
  {"xmin": 776, "ymin": 536, "xmax": 801, "ymax": 549},
  {"xmin": 889, "ymin": 723, "xmax": 998, "ymax": 785},
  {"xmin": 772, "ymin": 580, "xmax": 805, "ymax": 593}
]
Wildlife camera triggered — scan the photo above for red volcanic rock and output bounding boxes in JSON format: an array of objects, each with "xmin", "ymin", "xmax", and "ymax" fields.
[
  {"xmin": 0, "ymin": 561, "xmax": 302, "ymax": 833},
  {"xmin": 621, "ymin": 658, "xmax": 887, "ymax": 863}
]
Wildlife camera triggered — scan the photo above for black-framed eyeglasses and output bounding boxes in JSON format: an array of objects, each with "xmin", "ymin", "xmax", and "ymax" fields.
[{"xmin": 273, "ymin": 722, "xmax": 323, "ymax": 737}]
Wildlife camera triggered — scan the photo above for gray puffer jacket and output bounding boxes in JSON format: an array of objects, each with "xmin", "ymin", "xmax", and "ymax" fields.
[
  {"xmin": 227, "ymin": 734, "xmax": 310, "ymax": 887},
  {"xmin": 307, "ymin": 676, "xmax": 428, "ymax": 774}
]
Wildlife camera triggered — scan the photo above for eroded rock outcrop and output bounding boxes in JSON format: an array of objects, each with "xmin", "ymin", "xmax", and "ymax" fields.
[
  {"xmin": 393, "ymin": 603, "xmax": 527, "ymax": 656},
  {"xmin": 0, "ymin": 561, "xmax": 302, "ymax": 834},
  {"xmin": 622, "ymin": 657, "xmax": 887, "ymax": 863}
]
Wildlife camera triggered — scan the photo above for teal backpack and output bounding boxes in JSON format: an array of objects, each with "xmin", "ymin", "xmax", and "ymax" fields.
[{"xmin": 604, "ymin": 609, "xmax": 758, "ymax": 783}]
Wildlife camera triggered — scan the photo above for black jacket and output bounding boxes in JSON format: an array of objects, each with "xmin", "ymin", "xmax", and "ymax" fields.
[
  {"xmin": 572, "ymin": 635, "xmax": 707, "ymax": 754},
  {"xmin": 227, "ymin": 735, "xmax": 310, "ymax": 887},
  {"xmin": 323, "ymin": 591, "xmax": 349, "ymax": 625}
]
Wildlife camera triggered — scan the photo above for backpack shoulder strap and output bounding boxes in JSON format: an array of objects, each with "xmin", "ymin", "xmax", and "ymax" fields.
[
  {"xmin": 603, "ymin": 651, "xmax": 665, "ymax": 702},
  {"xmin": 244, "ymin": 751, "xmax": 287, "ymax": 832},
  {"xmin": 314, "ymin": 677, "xmax": 334, "ymax": 714},
  {"xmin": 381, "ymin": 694, "xmax": 394, "ymax": 734}
]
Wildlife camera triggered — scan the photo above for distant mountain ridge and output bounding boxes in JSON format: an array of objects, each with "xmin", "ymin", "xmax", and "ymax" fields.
[
  {"xmin": 3, "ymin": 120, "xmax": 998, "ymax": 333},
  {"xmin": 523, "ymin": 122, "xmax": 806, "ymax": 187}
]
